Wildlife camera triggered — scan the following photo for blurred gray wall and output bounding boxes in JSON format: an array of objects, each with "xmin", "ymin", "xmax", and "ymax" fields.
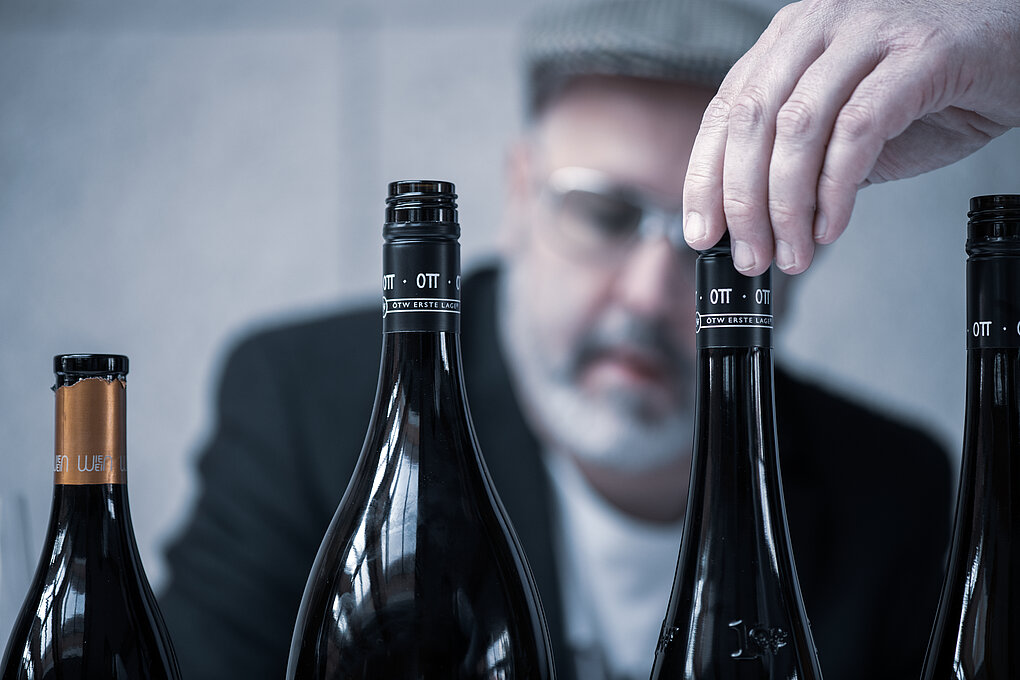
[{"xmin": 1, "ymin": 0, "xmax": 1018, "ymax": 643}]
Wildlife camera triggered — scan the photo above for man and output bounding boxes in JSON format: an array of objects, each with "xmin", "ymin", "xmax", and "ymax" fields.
[{"xmin": 160, "ymin": 1, "xmax": 958, "ymax": 678}]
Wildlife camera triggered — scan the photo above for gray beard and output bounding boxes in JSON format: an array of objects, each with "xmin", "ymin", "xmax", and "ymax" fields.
[{"xmin": 497, "ymin": 267, "xmax": 693, "ymax": 472}]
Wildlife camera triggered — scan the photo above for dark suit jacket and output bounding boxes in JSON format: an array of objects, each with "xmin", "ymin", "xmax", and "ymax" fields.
[{"xmin": 160, "ymin": 266, "xmax": 953, "ymax": 680}]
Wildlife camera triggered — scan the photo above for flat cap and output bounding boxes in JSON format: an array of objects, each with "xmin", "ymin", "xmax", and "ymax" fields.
[{"xmin": 522, "ymin": 0, "xmax": 775, "ymax": 116}]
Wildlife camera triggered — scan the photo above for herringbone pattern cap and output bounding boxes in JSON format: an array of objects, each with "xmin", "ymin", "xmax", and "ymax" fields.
[{"xmin": 522, "ymin": 0, "xmax": 773, "ymax": 115}]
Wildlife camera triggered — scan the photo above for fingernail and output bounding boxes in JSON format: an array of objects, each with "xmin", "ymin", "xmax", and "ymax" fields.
[
  {"xmin": 813, "ymin": 213, "xmax": 827, "ymax": 242},
  {"xmin": 775, "ymin": 240, "xmax": 796, "ymax": 271},
  {"xmin": 684, "ymin": 212, "xmax": 706, "ymax": 243},
  {"xmin": 732, "ymin": 240, "xmax": 755, "ymax": 272}
]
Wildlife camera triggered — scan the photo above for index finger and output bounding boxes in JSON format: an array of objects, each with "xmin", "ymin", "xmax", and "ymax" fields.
[{"xmin": 683, "ymin": 15, "xmax": 787, "ymax": 252}]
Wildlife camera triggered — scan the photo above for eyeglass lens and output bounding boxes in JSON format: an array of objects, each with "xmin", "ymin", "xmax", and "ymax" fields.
[{"xmin": 554, "ymin": 190, "xmax": 645, "ymax": 253}]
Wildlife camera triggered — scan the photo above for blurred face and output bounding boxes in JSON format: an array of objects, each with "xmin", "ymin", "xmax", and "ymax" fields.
[{"xmin": 500, "ymin": 77, "xmax": 715, "ymax": 472}]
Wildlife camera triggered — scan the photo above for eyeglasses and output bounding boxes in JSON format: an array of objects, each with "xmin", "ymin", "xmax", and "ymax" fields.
[{"xmin": 536, "ymin": 166, "xmax": 688, "ymax": 262}]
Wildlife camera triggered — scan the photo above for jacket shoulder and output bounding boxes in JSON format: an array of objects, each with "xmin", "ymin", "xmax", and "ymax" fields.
[
  {"xmin": 777, "ymin": 368, "xmax": 951, "ymax": 490},
  {"xmin": 224, "ymin": 304, "xmax": 381, "ymax": 371}
]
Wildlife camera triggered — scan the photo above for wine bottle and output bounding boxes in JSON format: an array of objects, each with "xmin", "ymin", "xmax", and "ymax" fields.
[
  {"xmin": 286, "ymin": 181, "xmax": 555, "ymax": 680},
  {"xmin": 649, "ymin": 235, "xmax": 823, "ymax": 679},
  {"xmin": 921, "ymin": 195, "xmax": 1020, "ymax": 678},
  {"xmin": 1, "ymin": 354, "xmax": 182, "ymax": 679}
]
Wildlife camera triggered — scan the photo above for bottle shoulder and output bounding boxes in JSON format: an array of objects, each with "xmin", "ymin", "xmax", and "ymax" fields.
[
  {"xmin": 290, "ymin": 407, "xmax": 552, "ymax": 679},
  {"xmin": 319, "ymin": 431, "xmax": 527, "ymax": 581},
  {"xmin": 4, "ymin": 520, "xmax": 180, "ymax": 680}
]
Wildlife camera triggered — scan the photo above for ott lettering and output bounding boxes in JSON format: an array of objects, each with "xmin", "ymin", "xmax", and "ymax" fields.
[
  {"xmin": 710, "ymin": 288, "xmax": 732, "ymax": 304},
  {"xmin": 416, "ymin": 273, "xmax": 441, "ymax": 289},
  {"xmin": 973, "ymin": 321, "xmax": 992, "ymax": 337}
]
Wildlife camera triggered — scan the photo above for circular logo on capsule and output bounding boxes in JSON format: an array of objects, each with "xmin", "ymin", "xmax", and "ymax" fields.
[{"xmin": 695, "ymin": 311, "xmax": 701, "ymax": 334}]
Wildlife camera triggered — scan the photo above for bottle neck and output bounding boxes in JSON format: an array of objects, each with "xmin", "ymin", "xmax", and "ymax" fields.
[
  {"xmin": 377, "ymin": 232, "xmax": 465, "ymax": 415},
  {"xmin": 694, "ymin": 345, "xmax": 775, "ymax": 430},
  {"xmin": 46, "ymin": 378, "xmax": 137, "ymax": 559},
  {"xmin": 47, "ymin": 484, "xmax": 135, "ymax": 533},
  {"xmin": 375, "ymin": 330, "xmax": 467, "ymax": 416},
  {"xmin": 692, "ymin": 248, "xmax": 779, "ymax": 477},
  {"xmin": 382, "ymin": 238, "xmax": 461, "ymax": 333},
  {"xmin": 362, "ymin": 235, "xmax": 472, "ymax": 478},
  {"xmin": 964, "ymin": 350, "xmax": 1019, "ymax": 430},
  {"xmin": 961, "ymin": 246, "xmax": 1020, "ymax": 499},
  {"xmin": 54, "ymin": 377, "xmax": 128, "ymax": 486},
  {"xmin": 695, "ymin": 244, "xmax": 773, "ymax": 351},
  {"xmin": 39, "ymin": 483, "xmax": 141, "ymax": 587},
  {"xmin": 966, "ymin": 246, "xmax": 1020, "ymax": 352}
]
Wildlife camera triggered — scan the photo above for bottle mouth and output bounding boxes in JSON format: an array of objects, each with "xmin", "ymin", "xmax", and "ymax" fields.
[
  {"xmin": 387, "ymin": 180, "xmax": 456, "ymax": 201},
  {"xmin": 969, "ymin": 194, "xmax": 1020, "ymax": 216},
  {"xmin": 967, "ymin": 194, "xmax": 1020, "ymax": 251},
  {"xmin": 54, "ymin": 354, "xmax": 129, "ymax": 387},
  {"xmin": 384, "ymin": 180, "xmax": 459, "ymax": 239}
]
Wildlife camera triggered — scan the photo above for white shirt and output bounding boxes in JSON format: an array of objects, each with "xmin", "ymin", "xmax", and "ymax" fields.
[{"xmin": 542, "ymin": 451, "xmax": 685, "ymax": 680}]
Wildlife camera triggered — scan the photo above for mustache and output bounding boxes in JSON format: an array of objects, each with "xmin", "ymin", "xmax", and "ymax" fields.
[{"xmin": 568, "ymin": 312, "xmax": 688, "ymax": 381}]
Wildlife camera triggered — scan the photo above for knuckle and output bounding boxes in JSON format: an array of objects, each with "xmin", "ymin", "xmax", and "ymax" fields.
[
  {"xmin": 817, "ymin": 166, "xmax": 840, "ymax": 191},
  {"xmin": 817, "ymin": 164, "xmax": 857, "ymax": 194},
  {"xmin": 768, "ymin": 198, "xmax": 809, "ymax": 229},
  {"xmin": 770, "ymin": 2, "xmax": 810, "ymax": 36},
  {"xmin": 883, "ymin": 20, "xmax": 944, "ymax": 54},
  {"xmin": 700, "ymin": 96, "xmax": 732, "ymax": 129},
  {"xmin": 775, "ymin": 98, "xmax": 818, "ymax": 141},
  {"xmin": 833, "ymin": 102, "xmax": 877, "ymax": 142},
  {"xmin": 772, "ymin": 2, "xmax": 798, "ymax": 26},
  {"xmin": 728, "ymin": 85, "xmax": 772, "ymax": 130},
  {"xmin": 722, "ymin": 194, "xmax": 759, "ymax": 224},
  {"xmin": 684, "ymin": 166, "xmax": 716, "ymax": 190}
]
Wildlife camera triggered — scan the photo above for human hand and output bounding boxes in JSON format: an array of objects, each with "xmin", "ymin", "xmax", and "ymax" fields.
[{"xmin": 683, "ymin": 0, "xmax": 1020, "ymax": 275}]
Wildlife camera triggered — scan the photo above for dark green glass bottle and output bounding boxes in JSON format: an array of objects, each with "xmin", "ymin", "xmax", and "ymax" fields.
[
  {"xmin": 650, "ymin": 235, "xmax": 823, "ymax": 679},
  {"xmin": 1, "ymin": 354, "xmax": 181, "ymax": 680},
  {"xmin": 287, "ymin": 181, "xmax": 555, "ymax": 680},
  {"xmin": 921, "ymin": 195, "xmax": 1020, "ymax": 679}
]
